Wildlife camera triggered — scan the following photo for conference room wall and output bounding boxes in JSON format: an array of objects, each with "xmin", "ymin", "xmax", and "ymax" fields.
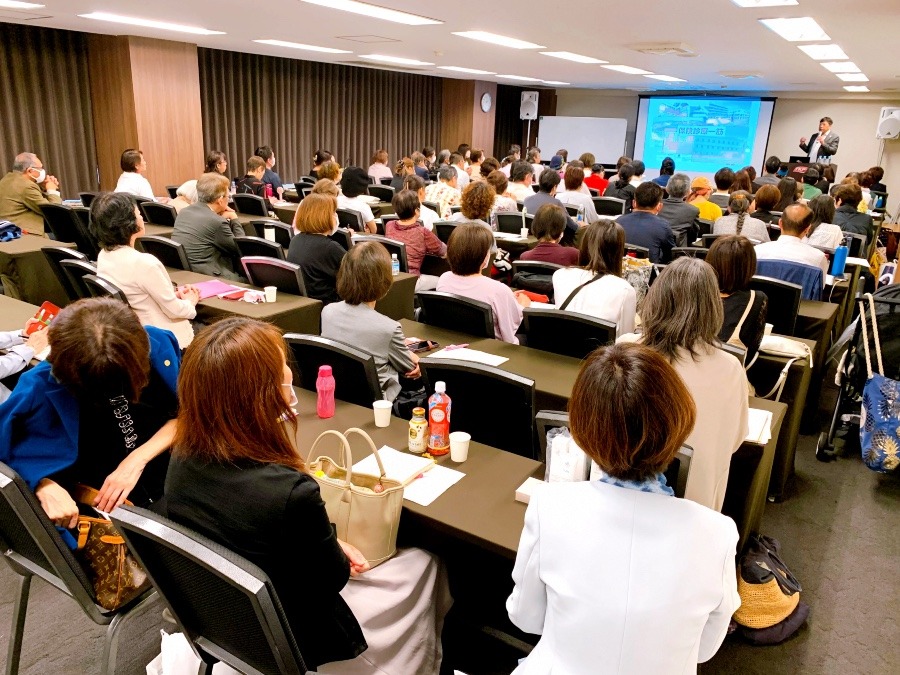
[
  {"xmin": 0, "ymin": 23, "xmax": 98, "ymax": 199},
  {"xmin": 493, "ymin": 85, "xmax": 557, "ymax": 160},
  {"xmin": 197, "ymin": 48, "xmax": 443, "ymax": 185}
]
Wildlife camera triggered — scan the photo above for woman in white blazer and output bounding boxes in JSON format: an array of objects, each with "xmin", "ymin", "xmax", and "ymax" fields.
[
  {"xmin": 91, "ymin": 192, "xmax": 200, "ymax": 349},
  {"xmin": 618, "ymin": 257, "xmax": 749, "ymax": 511},
  {"xmin": 507, "ymin": 343, "xmax": 740, "ymax": 674}
]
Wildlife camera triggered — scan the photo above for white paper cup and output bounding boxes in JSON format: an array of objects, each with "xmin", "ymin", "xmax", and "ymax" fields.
[
  {"xmin": 520, "ymin": 227, "xmax": 529, "ymax": 238},
  {"xmin": 764, "ymin": 322, "xmax": 773, "ymax": 337},
  {"xmin": 449, "ymin": 431, "xmax": 471, "ymax": 462},
  {"xmin": 264, "ymin": 286, "xmax": 277, "ymax": 303},
  {"xmin": 373, "ymin": 400, "xmax": 393, "ymax": 427}
]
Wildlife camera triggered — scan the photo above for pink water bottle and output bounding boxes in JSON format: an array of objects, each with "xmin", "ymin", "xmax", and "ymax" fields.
[
  {"xmin": 265, "ymin": 183, "xmax": 274, "ymax": 199},
  {"xmin": 316, "ymin": 365, "xmax": 335, "ymax": 419}
]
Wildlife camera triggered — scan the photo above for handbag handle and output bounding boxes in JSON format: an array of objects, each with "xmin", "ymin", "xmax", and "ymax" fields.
[
  {"xmin": 344, "ymin": 428, "xmax": 388, "ymax": 482},
  {"xmin": 72, "ymin": 484, "xmax": 134, "ymax": 508},
  {"xmin": 307, "ymin": 429, "xmax": 353, "ymax": 486},
  {"xmin": 859, "ymin": 293, "xmax": 884, "ymax": 378}
]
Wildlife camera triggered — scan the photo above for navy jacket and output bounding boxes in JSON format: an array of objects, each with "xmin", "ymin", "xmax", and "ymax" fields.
[{"xmin": 617, "ymin": 211, "xmax": 677, "ymax": 263}]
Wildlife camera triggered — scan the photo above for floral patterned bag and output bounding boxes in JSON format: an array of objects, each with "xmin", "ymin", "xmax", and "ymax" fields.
[{"xmin": 859, "ymin": 294, "xmax": 900, "ymax": 472}]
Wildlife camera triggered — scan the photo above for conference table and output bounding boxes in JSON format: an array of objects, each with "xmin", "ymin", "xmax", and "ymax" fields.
[
  {"xmin": 795, "ymin": 298, "xmax": 839, "ymax": 430},
  {"xmin": 0, "ymin": 294, "xmax": 39, "ymax": 333},
  {"xmin": 0, "ymin": 235, "xmax": 74, "ymax": 307}
]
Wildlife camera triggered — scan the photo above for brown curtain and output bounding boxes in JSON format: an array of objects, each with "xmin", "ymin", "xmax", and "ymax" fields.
[
  {"xmin": 0, "ymin": 23, "xmax": 97, "ymax": 199},
  {"xmin": 199, "ymin": 48, "xmax": 443, "ymax": 183},
  {"xmin": 493, "ymin": 85, "xmax": 557, "ymax": 160}
]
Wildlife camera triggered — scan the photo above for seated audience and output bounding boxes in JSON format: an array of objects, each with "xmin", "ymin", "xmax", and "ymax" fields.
[
  {"xmin": 467, "ymin": 148, "xmax": 484, "ymax": 177},
  {"xmin": 436, "ymin": 223, "xmax": 530, "ymax": 343},
  {"xmin": 617, "ymin": 182, "xmax": 676, "ymax": 263},
  {"xmin": 204, "ymin": 150, "xmax": 228, "ymax": 176},
  {"xmin": 586, "ymin": 162, "xmax": 610, "ymax": 194},
  {"xmin": 170, "ymin": 179, "xmax": 198, "ymax": 213},
  {"xmin": 368, "ymin": 149, "xmax": 393, "ymax": 182},
  {"xmin": 422, "ymin": 146, "xmax": 436, "ymax": 171},
  {"xmin": 500, "ymin": 145, "xmax": 521, "ymax": 177},
  {"xmin": 742, "ymin": 165, "xmax": 757, "ymax": 184},
  {"xmin": 234, "ymin": 155, "xmax": 268, "ymax": 198},
  {"xmin": 659, "ymin": 173, "xmax": 700, "ymax": 246},
  {"xmin": 318, "ymin": 159, "xmax": 342, "ymax": 183},
  {"xmin": 753, "ymin": 155, "xmax": 782, "ymax": 191},
  {"xmin": 480, "ymin": 156, "xmax": 500, "ymax": 178},
  {"xmin": 565, "ymin": 160, "xmax": 592, "ymax": 196},
  {"xmin": 287, "ymin": 193, "xmax": 345, "ymax": 304},
  {"xmin": 858, "ymin": 171, "xmax": 875, "ymax": 211},
  {"xmin": 0, "ymin": 152, "xmax": 61, "ymax": 236},
  {"xmin": 115, "ymin": 148, "xmax": 155, "ymax": 201},
  {"xmin": 338, "ymin": 166, "xmax": 378, "ymax": 233},
  {"xmin": 411, "ymin": 151, "xmax": 429, "ymax": 180},
  {"xmin": 401, "ymin": 175, "xmax": 440, "ymax": 230},
  {"xmin": 450, "ymin": 181, "xmax": 495, "ymax": 229},
  {"xmin": 755, "ymin": 203, "xmax": 829, "ymax": 276},
  {"xmin": 652, "ymin": 157, "xmax": 676, "ymax": 187},
  {"xmin": 774, "ymin": 177, "xmax": 800, "ymax": 213},
  {"xmin": 869, "ymin": 165, "xmax": 887, "ymax": 194},
  {"xmin": 436, "ymin": 149, "xmax": 451, "ymax": 168},
  {"xmin": 0, "ymin": 297, "xmax": 180, "ymax": 527},
  {"xmin": 486, "ymin": 170, "xmax": 518, "ymax": 214},
  {"xmin": 323, "ymin": 242, "xmax": 421, "ymax": 401},
  {"xmin": 687, "ymin": 176, "xmax": 724, "ymax": 222},
  {"xmin": 457, "ymin": 143, "xmax": 471, "ymax": 162},
  {"xmin": 805, "ymin": 194, "xmax": 844, "ymax": 248},
  {"xmin": 833, "ymin": 183, "xmax": 875, "ymax": 246},
  {"xmin": 521, "ymin": 204, "xmax": 579, "ymax": 266},
  {"xmin": 603, "ymin": 164, "xmax": 637, "ymax": 212},
  {"xmin": 310, "ymin": 177, "xmax": 340, "ymax": 201},
  {"xmin": 629, "ymin": 160, "xmax": 646, "ymax": 187},
  {"xmin": 254, "ymin": 145, "xmax": 283, "ymax": 198},
  {"xmin": 710, "ymin": 167, "xmax": 734, "ymax": 208},
  {"xmin": 555, "ymin": 149, "xmax": 568, "ymax": 167},
  {"xmin": 450, "ymin": 152, "xmax": 470, "ymax": 190},
  {"xmin": 750, "ymin": 184, "xmax": 781, "ymax": 225},
  {"xmin": 549, "ymin": 154, "xmax": 564, "ymax": 175},
  {"xmin": 165, "ymin": 317, "xmax": 449, "ymax": 673},
  {"xmin": 171, "ymin": 173, "xmax": 245, "ymax": 281},
  {"xmin": 311, "ymin": 149, "xmax": 333, "ymax": 178},
  {"xmin": 713, "ymin": 191, "xmax": 770, "ymax": 243},
  {"xmin": 387, "ymin": 189, "xmax": 447, "ymax": 290},
  {"xmin": 556, "ymin": 166, "xmax": 601, "ymax": 223},
  {"xmin": 619, "ymin": 257, "xmax": 749, "ymax": 511},
  {"xmin": 92, "ymin": 192, "xmax": 199, "ymax": 349},
  {"xmin": 552, "ymin": 219, "xmax": 636, "ymax": 335},
  {"xmin": 424, "ymin": 165, "xmax": 461, "ymax": 218},
  {"xmin": 523, "ymin": 169, "xmax": 578, "ymax": 238},
  {"xmin": 527, "ymin": 147, "xmax": 544, "ymax": 179},
  {"xmin": 707, "ymin": 236, "xmax": 768, "ymax": 364},
  {"xmin": 507, "ymin": 342, "xmax": 739, "ymax": 673},
  {"xmin": 729, "ymin": 170, "xmax": 753, "ymax": 194},
  {"xmin": 0, "ymin": 319, "xmax": 48, "ymax": 403},
  {"xmin": 506, "ymin": 160, "xmax": 536, "ymax": 203},
  {"xmin": 390, "ymin": 157, "xmax": 416, "ymax": 191},
  {"xmin": 802, "ymin": 168, "xmax": 823, "ymax": 201}
]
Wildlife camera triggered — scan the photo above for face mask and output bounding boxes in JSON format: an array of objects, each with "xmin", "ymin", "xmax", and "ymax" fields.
[
  {"xmin": 332, "ymin": 214, "xmax": 340, "ymax": 234},
  {"xmin": 32, "ymin": 168, "xmax": 46, "ymax": 183},
  {"xmin": 279, "ymin": 383, "xmax": 298, "ymax": 421}
]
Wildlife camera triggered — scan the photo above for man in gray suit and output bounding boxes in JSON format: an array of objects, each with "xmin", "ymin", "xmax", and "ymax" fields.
[
  {"xmin": 658, "ymin": 173, "xmax": 699, "ymax": 247},
  {"xmin": 172, "ymin": 172, "xmax": 246, "ymax": 280},
  {"xmin": 799, "ymin": 116, "xmax": 839, "ymax": 161},
  {"xmin": 523, "ymin": 169, "xmax": 579, "ymax": 240}
]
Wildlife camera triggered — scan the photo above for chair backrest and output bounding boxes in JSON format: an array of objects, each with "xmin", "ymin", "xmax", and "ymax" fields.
[
  {"xmin": 870, "ymin": 189, "xmax": 888, "ymax": 212},
  {"xmin": 329, "ymin": 228, "xmax": 353, "ymax": 251},
  {"xmin": 420, "ymin": 254, "xmax": 451, "ymax": 277},
  {"xmin": 701, "ymin": 234, "xmax": 723, "ymax": 249},
  {"xmin": 449, "ymin": 205, "xmax": 463, "ymax": 215},
  {"xmin": 841, "ymin": 232, "xmax": 867, "ymax": 258},
  {"xmin": 416, "ymin": 291, "xmax": 495, "ymax": 338},
  {"xmin": 352, "ymin": 235, "xmax": 408, "ymax": 272},
  {"xmin": 766, "ymin": 224, "xmax": 782, "ymax": 241},
  {"xmin": 510, "ymin": 260, "xmax": 562, "ymax": 299},
  {"xmin": 379, "ymin": 177, "xmax": 394, "ymax": 186},
  {"xmin": 563, "ymin": 204, "xmax": 582, "ymax": 219},
  {"xmin": 235, "ymin": 236, "xmax": 286, "ymax": 260},
  {"xmin": 624, "ymin": 243, "xmax": 650, "ymax": 259},
  {"xmin": 756, "ymin": 258, "xmax": 823, "ymax": 301},
  {"xmin": 532, "ymin": 412, "xmax": 693, "ymax": 497},
  {"xmin": 140, "ymin": 202, "xmax": 178, "ymax": 226},
  {"xmin": 83, "ymin": 273, "xmax": 128, "ymax": 302},
  {"xmin": 593, "ymin": 196, "xmax": 626, "ymax": 216},
  {"xmin": 165, "ymin": 185, "xmax": 179, "ymax": 199},
  {"xmin": 696, "ymin": 218, "xmax": 714, "ymax": 236},
  {"xmin": 299, "ymin": 186, "xmax": 314, "ymax": 199},
  {"xmin": 233, "ymin": 194, "xmax": 269, "ymax": 217},
  {"xmin": 434, "ymin": 220, "xmax": 458, "ymax": 244},
  {"xmin": 240, "ymin": 257, "xmax": 306, "ymax": 296},
  {"xmin": 249, "ymin": 219, "xmax": 293, "ymax": 248},
  {"xmin": 718, "ymin": 341, "xmax": 747, "ymax": 366},
  {"xmin": 750, "ymin": 275, "xmax": 802, "ymax": 335},
  {"xmin": 78, "ymin": 192, "xmax": 98, "ymax": 208},
  {"xmin": 39, "ymin": 203, "xmax": 100, "ymax": 258},
  {"xmin": 511, "ymin": 260, "xmax": 564, "ymax": 277},
  {"xmin": 367, "ymin": 185, "xmax": 394, "ymax": 202},
  {"xmin": 131, "ymin": 195, "xmax": 153, "ymax": 207},
  {"xmin": 588, "ymin": 188, "xmax": 600, "ymax": 197},
  {"xmin": 496, "ymin": 212, "xmax": 525, "ymax": 234},
  {"xmin": 284, "ymin": 334, "xmax": 381, "ymax": 406},
  {"xmin": 110, "ymin": 506, "xmax": 309, "ymax": 675},
  {"xmin": 420, "ymin": 359, "xmax": 536, "ymax": 457},
  {"xmin": 136, "ymin": 235, "xmax": 193, "ymax": 271},
  {"xmin": 58, "ymin": 259, "xmax": 97, "ymax": 299},
  {"xmin": 336, "ymin": 208, "xmax": 365, "ymax": 232},
  {"xmin": 671, "ymin": 246, "xmax": 707, "ymax": 260},
  {"xmin": 422, "ymin": 200, "xmax": 440, "ymax": 214},
  {"xmin": 41, "ymin": 247, "xmax": 88, "ymax": 303},
  {"xmin": 297, "ymin": 176, "xmax": 316, "ymax": 186},
  {"xmin": 523, "ymin": 308, "xmax": 616, "ymax": 360}
]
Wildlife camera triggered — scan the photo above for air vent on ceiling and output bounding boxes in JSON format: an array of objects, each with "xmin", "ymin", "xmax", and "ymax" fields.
[
  {"xmin": 336, "ymin": 35, "xmax": 400, "ymax": 44},
  {"xmin": 719, "ymin": 71, "xmax": 763, "ymax": 80},
  {"xmin": 629, "ymin": 42, "xmax": 697, "ymax": 57}
]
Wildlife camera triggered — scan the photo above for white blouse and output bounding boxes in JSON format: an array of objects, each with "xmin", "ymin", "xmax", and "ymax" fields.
[
  {"xmin": 552, "ymin": 268, "xmax": 636, "ymax": 336},
  {"xmin": 114, "ymin": 172, "xmax": 155, "ymax": 200}
]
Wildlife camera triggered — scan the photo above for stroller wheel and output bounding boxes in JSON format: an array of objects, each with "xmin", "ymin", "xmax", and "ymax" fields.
[{"xmin": 816, "ymin": 432, "xmax": 837, "ymax": 463}]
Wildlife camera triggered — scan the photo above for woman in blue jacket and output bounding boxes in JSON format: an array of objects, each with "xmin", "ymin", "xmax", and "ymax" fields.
[{"xmin": 0, "ymin": 297, "xmax": 180, "ymax": 530}]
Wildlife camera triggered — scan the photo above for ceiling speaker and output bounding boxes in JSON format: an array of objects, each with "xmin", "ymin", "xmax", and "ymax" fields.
[{"xmin": 876, "ymin": 107, "xmax": 900, "ymax": 140}]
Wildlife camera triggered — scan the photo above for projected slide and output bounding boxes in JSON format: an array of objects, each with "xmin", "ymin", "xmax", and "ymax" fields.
[{"xmin": 638, "ymin": 97, "xmax": 765, "ymax": 175}]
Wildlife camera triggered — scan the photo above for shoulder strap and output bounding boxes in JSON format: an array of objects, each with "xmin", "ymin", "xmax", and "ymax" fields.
[
  {"xmin": 859, "ymin": 293, "xmax": 884, "ymax": 378},
  {"xmin": 559, "ymin": 274, "xmax": 603, "ymax": 311},
  {"xmin": 727, "ymin": 290, "xmax": 756, "ymax": 343}
]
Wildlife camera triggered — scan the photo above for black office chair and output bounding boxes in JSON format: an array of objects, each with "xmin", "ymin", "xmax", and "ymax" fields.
[
  {"xmin": 131, "ymin": 195, "xmax": 154, "ymax": 208},
  {"xmin": 563, "ymin": 204, "xmax": 582, "ymax": 220},
  {"xmin": 39, "ymin": 203, "xmax": 100, "ymax": 258},
  {"xmin": 233, "ymin": 194, "xmax": 270, "ymax": 217},
  {"xmin": 248, "ymin": 219, "xmax": 293, "ymax": 248},
  {"xmin": 696, "ymin": 218, "xmax": 715, "ymax": 236},
  {"xmin": 750, "ymin": 275, "xmax": 802, "ymax": 336},
  {"xmin": 140, "ymin": 201, "xmax": 178, "ymax": 226},
  {"xmin": 297, "ymin": 176, "xmax": 317, "ymax": 186},
  {"xmin": 58, "ymin": 259, "xmax": 96, "ymax": 299},
  {"xmin": 434, "ymin": 221, "xmax": 458, "ymax": 244},
  {"xmin": 0, "ymin": 463, "xmax": 158, "ymax": 675},
  {"xmin": 110, "ymin": 506, "xmax": 310, "ymax": 675},
  {"xmin": 353, "ymin": 235, "xmax": 408, "ymax": 273},
  {"xmin": 165, "ymin": 185, "xmax": 179, "ymax": 199},
  {"xmin": 329, "ymin": 228, "xmax": 353, "ymax": 251},
  {"xmin": 701, "ymin": 234, "xmax": 724, "ymax": 249},
  {"xmin": 83, "ymin": 273, "xmax": 128, "ymax": 302},
  {"xmin": 419, "ymin": 359, "xmax": 536, "ymax": 458},
  {"xmin": 671, "ymin": 246, "xmax": 707, "ymax": 260},
  {"xmin": 284, "ymin": 334, "xmax": 381, "ymax": 407},
  {"xmin": 136, "ymin": 235, "xmax": 193, "ymax": 271},
  {"xmin": 337, "ymin": 208, "xmax": 366, "ymax": 232},
  {"xmin": 416, "ymin": 291, "xmax": 495, "ymax": 338},
  {"xmin": 78, "ymin": 192, "xmax": 98, "ymax": 208},
  {"xmin": 449, "ymin": 205, "xmax": 463, "ymax": 215},
  {"xmin": 842, "ymin": 232, "xmax": 867, "ymax": 258},
  {"xmin": 422, "ymin": 200, "xmax": 440, "ymax": 215},
  {"xmin": 367, "ymin": 185, "xmax": 394, "ymax": 202},
  {"xmin": 240, "ymin": 257, "xmax": 306, "ymax": 296},
  {"xmin": 533, "ymin": 412, "xmax": 693, "ymax": 496},
  {"xmin": 299, "ymin": 186, "xmax": 314, "ymax": 199},
  {"xmin": 766, "ymin": 224, "xmax": 782, "ymax": 241},
  {"xmin": 420, "ymin": 254, "xmax": 451, "ymax": 277},
  {"xmin": 593, "ymin": 196, "xmax": 626, "ymax": 216},
  {"xmin": 496, "ymin": 212, "xmax": 527, "ymax": 235},
  {"xmin": 511, "ymin": 260, "xmax": 563, "ymax": 299},
  {"xmin": 41, "ymin": 247, "xmax": 89, "ymax": 303},
  {"xmin": 624, "ymin": 243, "xmax": 650, "ymax": 259},
  {"xmin": 523, "ymin": 308, "xmax": 616, "ymax": 360},
  {"xmin": 235, "ymin": 236, "xmax": 286, "ymax": 260},
  {"xmin": 588, "ymin": 188, "xmax": 600, "ymax": 197}
]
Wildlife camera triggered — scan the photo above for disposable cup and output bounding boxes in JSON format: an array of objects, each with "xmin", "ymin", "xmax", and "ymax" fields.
[
  {"xmin": 264, "ymin": 286, "xmax": 277, "ymax": 303},
  {"xmin": 373, "ymin": 400, "xmax": 392, "ymax": 427},
  {"xmin": 449, "ymin": 431, "xmax": 471, "ymax": 462},
  {"xmin": 764, "ymin": 323, "xmax": 773, "ymax": 337},
  {"xmin": 520, "ymin": 227, "xmax": 529, "ymax": 238}
]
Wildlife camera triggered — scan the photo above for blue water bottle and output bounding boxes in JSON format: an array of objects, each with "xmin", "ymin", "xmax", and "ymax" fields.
[{"xmin": 831, "ymin": 244, "xmax": 848, "ymax": 278}]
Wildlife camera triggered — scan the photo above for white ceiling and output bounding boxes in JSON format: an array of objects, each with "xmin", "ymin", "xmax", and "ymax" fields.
[{"xmin": 3, "ymin": 0, "xmax": 900, "ymax": 95}]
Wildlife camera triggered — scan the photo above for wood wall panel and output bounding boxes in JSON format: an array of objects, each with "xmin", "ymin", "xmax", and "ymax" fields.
[
  {"xmin": 440, "ymin": 79, "xmax": 474, "ymax": 152},
  {"xmin": 471, "ymin": 81, "xmax": 497, "ymax": 154}
]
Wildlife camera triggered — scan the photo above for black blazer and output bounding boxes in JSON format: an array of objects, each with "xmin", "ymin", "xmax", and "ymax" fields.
[{"xmin": 164, "ymin": 457, "xmax": 366, "ymax": 669}]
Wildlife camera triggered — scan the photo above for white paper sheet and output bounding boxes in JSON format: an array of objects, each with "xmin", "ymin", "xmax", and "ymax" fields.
[
  {"xmin": 351, "ymin": 446, "xmax": 434, "ymax": 486},
  {"xmin": 529, "ymin": 301, "xmax": 557, "ymax": 310},
  {"xmin": 426, "ymin": 347, "xmax": 509, "ymax": 367},
  {"xmin": 402, "ymin": 464, "xmax": 466, "ymax": 506},
  {"xmin": 745, "ymin": 408, "xmax": 773, "ymax": 445},
  {"xmin": 493, "ymin": 232, "xmax": 527, "ymax": 241}
]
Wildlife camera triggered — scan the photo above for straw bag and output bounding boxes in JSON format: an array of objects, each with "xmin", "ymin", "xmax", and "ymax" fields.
[
  {"xmin": 72, "ymin": 485, "xmax": 150, "ymax": 610},
  {"xmin": 734, "ymin": 534, "xmax": 802, "ymax": 631},
  {"xmin": 859, "ymin": 294, "xmax": 900, "ymax": 473},
  {"xmin": 306, "ymin": 428, "xmax": 404, "ymax": 568}
]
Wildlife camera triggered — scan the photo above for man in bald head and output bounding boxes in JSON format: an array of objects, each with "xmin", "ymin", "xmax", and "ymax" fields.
[{"xmin": 0, "ymin": 153, "xmax": 62, "ymax": 236}]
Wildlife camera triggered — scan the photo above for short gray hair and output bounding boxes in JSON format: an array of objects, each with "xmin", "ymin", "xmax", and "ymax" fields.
[
  {"xmin": 667, "ymin": 173, "xmax": 691, "ymax": 199},
  {"xmin": 438, "ymin": 165, "xmax": 457, "ymax": 183},
  {"xmin": 196, "ymin": 172, "xmax": 229, "ymax": 204},
  {"xmin": 12, "ymin": 152, "xmax": 38, "ymax": 172},
  {"xmin": 639, "ymin": 257, "xmax": 723, "ymax": 362},
  {"xmin": 176, "ymin": 179, "xmax": 198, "ymax": 204}
]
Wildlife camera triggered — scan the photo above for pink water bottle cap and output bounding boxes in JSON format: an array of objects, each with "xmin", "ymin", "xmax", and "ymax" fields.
[{"xmin": 319, "ymin": 365, "xmax": 332, "ymax": 377}]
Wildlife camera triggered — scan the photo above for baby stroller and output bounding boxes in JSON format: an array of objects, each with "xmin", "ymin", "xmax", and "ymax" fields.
[{"xmin": 816, "ymin": 284, "xmax": 900, "ymax": 462}]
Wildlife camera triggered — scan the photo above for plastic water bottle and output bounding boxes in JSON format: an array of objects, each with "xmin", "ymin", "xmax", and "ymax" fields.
[
  {"xmin": 229, "ymin": 180, "xmax": 237, "ymax": 195},
  {"xmin": 426, "ymin": 382, "xmax": 451, "ymax": 456},
  {"xmin": 265, "ymin": 183, "xmax": 274, "ymax": 199},
  {"xmin": 316, "ymin": 365, "xmax": 335, "ymax": 419},
  {"xmin": 391, "ymin": 253, "xmax": 400, "ymax": 276},
  {"xmin": 831, "ymin": 244, "xmax": 848, "ymax": 277}
]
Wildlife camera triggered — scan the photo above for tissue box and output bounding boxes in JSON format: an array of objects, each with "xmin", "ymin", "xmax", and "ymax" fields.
[{"xmin": 515, "ymin": 477, "xmax": 544, "ymax": 504}]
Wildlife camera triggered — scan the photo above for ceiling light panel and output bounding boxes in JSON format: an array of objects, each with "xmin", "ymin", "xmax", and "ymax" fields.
[
  {"xmin": 452, "ymin": 31, "xmax": 545, "ymax": 49},
  {"xmin": 253, "ymin": 40, "xmax": 351, "ymax": 53},
  {"xmin": 645, "ymin": 74, "xmax": 687, "ymax": 82},
  {"xmin": 843, "ymin": 86, "xmax": 869, "ymax": 92},
  {"xmin": 602, "ymin": 65, "xmax": 653, "ymax": 75},
  {"xmin": 437, "ymin": 66, "xmax": 496, "ymax": 75},
  {"xmin": 0, "ymin": 1, "xmax": 45, "ymax": 9},
  {"xmin": 759, "ymin": 17, "xmax": 829, "ymax": 42},
  {"xmin": 820, "ymin": 61, "xmax": 860, "ymax": 73},
  {"xmin": 300, "ymin": 0, "xmax": 441, "ymax": 25},
  {"xmin": 78, "ymin": 12, "xmax": 225, "ymax": 35},
  {"xmin": 542, "ymin": 80, "xmax": 571, "ymax": 86},
  {"xmin": 798, "ymin": 44, "xmax": 848, "ymax": 60},
  {"xmin": 540, "ymin": 51, "xmax": 607, "ymax": 64},
  {"xmin": 732, "ymin": 0, "xmax": 797, "ymax": 7},
  {"xmin": 359, "ymin": 54, "xmax": 434, "ymax": 66},
  {"xmin": 496, "ymin": 74, "xmax": 542, "ymax": 82},
  {"xmin": 836, "ymin": 73, "xmax": 869, "ymax": 82}
]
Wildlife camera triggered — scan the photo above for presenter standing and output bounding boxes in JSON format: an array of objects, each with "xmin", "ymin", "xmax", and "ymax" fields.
[{"xmin": 800, "ymin": 116, "xmax": 839, "ymax": 163}]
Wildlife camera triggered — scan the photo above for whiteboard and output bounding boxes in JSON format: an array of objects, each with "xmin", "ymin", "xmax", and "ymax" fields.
[{"xmin": 537, "ymin": 116, "xmax": 628, "ymax": 165}]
